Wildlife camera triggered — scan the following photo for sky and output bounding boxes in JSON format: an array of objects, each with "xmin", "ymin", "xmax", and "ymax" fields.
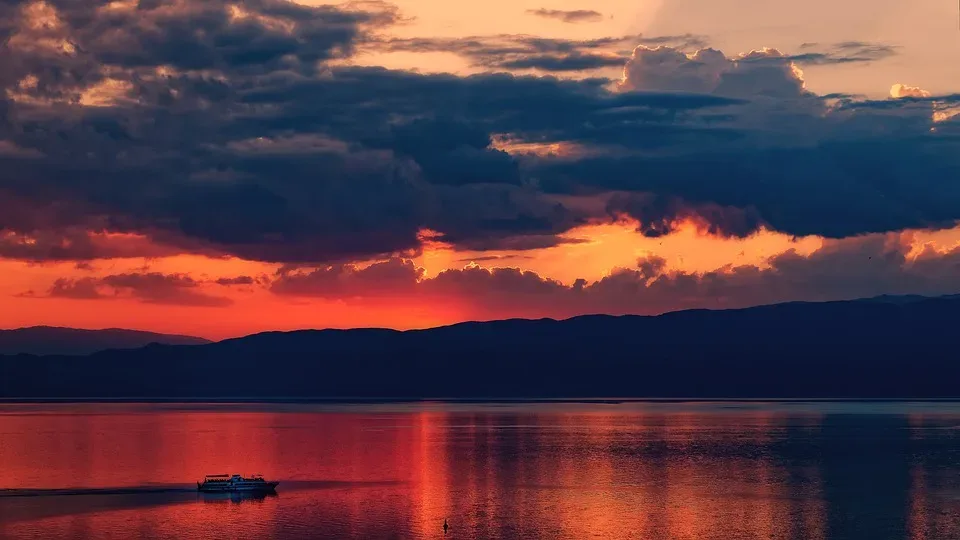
[{"xmin": 2, "ymin": 0, "xmax": 960, "ymax": 339}]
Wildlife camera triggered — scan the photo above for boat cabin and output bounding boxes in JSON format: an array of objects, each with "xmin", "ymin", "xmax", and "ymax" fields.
[
  {"xmin": 202, "ymin": 474, "xmax": 232, "ymax": 483},
  {"xmin": 198, "ymin": 473, "xmax": 278, "ymax": 492},
  {"xmin": 201, "ymin": 474, "xmax": 266, "ymax": 483}
]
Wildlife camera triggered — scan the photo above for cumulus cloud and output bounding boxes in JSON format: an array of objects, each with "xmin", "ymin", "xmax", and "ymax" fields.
[
  {"xmin": 890, "ymin": 83, "xmax": 931, "ymax": 99},
  {"xmin": 526, "ymin": 9, "xmax": 604, "ymax": 24},
  {"xmin": 619, "ymin": 46, "xmax": 809, "ymax": 100}
]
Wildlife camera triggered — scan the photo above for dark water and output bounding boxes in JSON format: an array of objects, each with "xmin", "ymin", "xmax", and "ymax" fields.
[{"xmin": 3, "ymin": 402, "xmax": 960, "ymax": 539}]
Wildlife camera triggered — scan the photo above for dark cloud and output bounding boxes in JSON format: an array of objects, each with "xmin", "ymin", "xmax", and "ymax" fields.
[
  {"xmin": 376, "ymin": 33, "xmax": 706, "ymax": 73},
  {"xmin": 496, "ymin": 53, "xmax": 626, "ymax": 72},
  {"xmin": 532, "ymin": 45, "xmax": 960, "ymax": 238},
  {"xmin": 526, "ymin": 9, "xmax": 604, "ymax": 24},
  {"xmin": 215, "ymin": 275, "xmax": 259, "ymax": 286},
  {"xmin": 0, "ymin": 227, "xmax": 186, "ymax": 262},
  {"xmin": 533, "ymin": 137, "xmax": 960, "ymax": 239},
  {"xmin": 1, "ymin": 19, "xmax": 732, "ymax": 263},
  {"xmin": 271, "ymin": 258, "xmax": 423, "ymax": 298},
  {"xmin": 455, "ymin": 255, "xmax": 535, "ymax": 262},
  {"xmin": 605, "ymin": 193, "xmax": 766, "ymax": 238},
  {"xmin": 49, "ymin": 277, "xmax": 104, "ymax": 300},
  {"xmin": 1, "ymin": 0, "xmax": 959, "ymax": 268},
  {"xmin": 46, "ymin": 272, "xmax": 233, "ymax": 306},
  {"xmin": 3, "ymin": 0, "xmax": 395, "ymax": 100},
  {"xmin": 790, "ymin": 42, "xmax": 898, "ymax": 66},
  {"xmin": 271, "ymin": 234, "xmax": 960, "ymax": 319}
]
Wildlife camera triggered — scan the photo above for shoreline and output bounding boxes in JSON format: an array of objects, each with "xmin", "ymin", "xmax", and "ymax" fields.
[{"xmin": 4, "ymin": 397, "xmax": 960, "ymax": 404}]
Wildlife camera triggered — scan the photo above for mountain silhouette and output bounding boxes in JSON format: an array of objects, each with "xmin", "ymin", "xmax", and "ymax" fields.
[
  {"xmin": 0, "ymin": 326, "xmax": 210, "ymax": 356},
  {"xmin": 2, "ymin": 296, "xmax": 958, "ymax": 399}
]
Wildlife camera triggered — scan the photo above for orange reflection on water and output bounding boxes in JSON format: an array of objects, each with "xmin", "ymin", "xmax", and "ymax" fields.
[
  {"xmin": 2, "ymin": 404, "xmax": 956, "ymax": 540},
  {"xmin": 905, "ymin": 413, "xmax": 960, "ymax": 540},
  {"xmin": 411, "ymin": 411, "xmax": 450, "ymax": 537}
]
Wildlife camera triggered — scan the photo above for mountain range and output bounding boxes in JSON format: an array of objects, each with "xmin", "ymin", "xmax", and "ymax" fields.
[
  {"xmin": 1, "ymin": 295, "xmax": 958, "ymax": 399},
  {"xmin": 0, "ymin": 327, "xmax": 210, "ymax": 356}
]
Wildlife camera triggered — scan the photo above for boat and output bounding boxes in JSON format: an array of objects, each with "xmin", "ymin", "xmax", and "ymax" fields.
[{"xmin": 197, "ymin": 474, "xmax": 279, "ymax": 493}]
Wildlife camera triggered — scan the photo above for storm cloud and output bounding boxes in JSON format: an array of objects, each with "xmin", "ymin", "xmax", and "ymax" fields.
[
  {"xmin": 1, "ymin": 0, "xmax": 959, "ymax": 270},
  {"xmin": 0, "ymin": 0, "xmax": 732, "ymax": 264}
]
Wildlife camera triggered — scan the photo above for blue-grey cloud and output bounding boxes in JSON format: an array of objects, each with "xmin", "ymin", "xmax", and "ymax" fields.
[
  {"xmin": 789, "ymin": 41, "xmax": 899, "ymax": 66},
  {"xmin": 376, "ymin": 33, "xmax": 706, "ymax": 72},
  {"xmin": 495, "ymin": 53, "xmax": 626, "ymax": 72},
  {"xmin": 526, "ymin": 9, "xmax": 604, "ymax": 24}
]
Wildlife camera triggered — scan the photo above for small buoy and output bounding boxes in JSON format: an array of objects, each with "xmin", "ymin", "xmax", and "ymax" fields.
[{"xmin": 443, "ymin": 518, "xmax": 449, "ymax": 534}]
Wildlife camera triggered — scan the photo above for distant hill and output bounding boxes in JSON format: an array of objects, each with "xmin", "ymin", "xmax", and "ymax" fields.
[
  {"xmin": 0, "ymin": 327, "xmax": 210, "ymax": 356},
  {"xmin": 856, "ymin": 294, "xmax": 960, "ymax": 305},
  {"xmin": 2, "ymin": 296, "xmax": 960, "ymax": 399}
]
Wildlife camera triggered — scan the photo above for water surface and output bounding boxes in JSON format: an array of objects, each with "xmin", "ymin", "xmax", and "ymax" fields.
[{"xmin": 2, "ymin": 401, "xmax": 960, "ymax": 539}]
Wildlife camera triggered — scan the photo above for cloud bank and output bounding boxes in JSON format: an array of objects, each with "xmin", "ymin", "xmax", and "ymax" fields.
[
  {"xmin": 269, "ymin": 233, "xmax": 960, "ymax": 319},
  {"xmin": 3, "ymin": 0, "xmax": 960, "ymax": 322}
]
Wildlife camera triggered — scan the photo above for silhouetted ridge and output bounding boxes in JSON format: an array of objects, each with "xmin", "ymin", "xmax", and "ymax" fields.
[
  {"xmin": 2, "ymin": 296, "xmax": 959, "ymax": 398},
  {"xmin": 0, "ymin": 327, "xmax": 210, "ymax": 356}
]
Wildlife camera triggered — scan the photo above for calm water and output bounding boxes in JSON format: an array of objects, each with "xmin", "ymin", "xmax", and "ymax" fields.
[{"xmin": 3, "ymin": 402, "xmax": 960, "ymax": 539}]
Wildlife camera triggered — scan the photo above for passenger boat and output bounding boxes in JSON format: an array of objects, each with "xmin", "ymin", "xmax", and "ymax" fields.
[{"xmin": 197, "ymin": 474, "xmax": 279, "ymax": 493}]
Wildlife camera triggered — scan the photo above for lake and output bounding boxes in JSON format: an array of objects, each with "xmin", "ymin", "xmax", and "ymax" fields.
[{"xmin": 2, "ymin": 401, "xmax": 960, "ymax": 539}]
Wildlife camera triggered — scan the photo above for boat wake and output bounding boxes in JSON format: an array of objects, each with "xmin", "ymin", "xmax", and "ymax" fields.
[
  {"xmin": 0, "ymin": 485, "xmax": 195, "ymax": 498},
  {"xmin": 0, "ymin": 479, "xmax": 405, "ymax": 498},
  {"xmin": 0, "ymin": 485, "xmax": 203, "ymax": 526}
]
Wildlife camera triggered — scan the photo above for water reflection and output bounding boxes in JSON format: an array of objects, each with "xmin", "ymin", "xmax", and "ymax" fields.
[
  {"xmin": 1, "ymin": 403, "xmax": 960, "ymax": 539},
  {"xmin": 199, "ymin": 492, "xmax": 278, "ymax": 505}
]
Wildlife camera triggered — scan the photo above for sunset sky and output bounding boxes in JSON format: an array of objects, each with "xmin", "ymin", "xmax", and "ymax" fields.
[{"xmin": 2, "ymin": 0, "xmax": 960, "ymax": 339}]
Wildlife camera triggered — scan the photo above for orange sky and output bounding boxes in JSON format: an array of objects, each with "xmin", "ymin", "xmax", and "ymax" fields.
[
  {"xmin": 0, "ymin": 221, "xmax": 813, "ymax": 338},
  {"xmin": 3, "ymin": 221, "xmax": 960, "ymax": 339},
  {"xmin": 315, "ymin": 0, "xmax": 960, "ymax": 97}
]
